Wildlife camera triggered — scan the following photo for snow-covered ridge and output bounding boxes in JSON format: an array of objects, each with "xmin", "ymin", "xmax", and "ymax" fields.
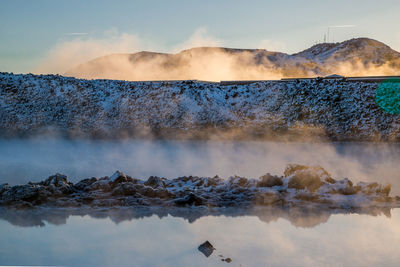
[
  {"xmin": 0, "ymin": 164, "xmax": 398, "ymax": 210},
  {"xmin": 1, "ymin": 72, "xmax": 399, "ymax": 141}
]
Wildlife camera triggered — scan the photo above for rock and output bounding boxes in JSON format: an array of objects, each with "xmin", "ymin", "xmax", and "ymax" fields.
[
  {"xmin": 41, "ymin": 173, "xmax": 67, "ymax": 186},
  {"xmin": 325, "ymin": 177, "xmax": 336, "ymax": 184},
  {"xmin": 88, "ymin": 179, "xmax": 112, "ymax": 192},
  {"xmin": 138, "ymin": 186, "xmax": 156, "ymax": 198},
  {"xmin": 0, "ymin": 164, "xmax": 398, "ymax": 209},
  {"xmin": 74, "ymin": 177, "xmax": 98, "ymax": 191},
  {"xmin": 110, "ymin": 171, "xmax": 126, "ymax": 182},
  {"xmin": 41, "ymin": 173, "xmax": 73, "ymax": 195},
  {"xmin": 222, "ymin": 258, "xmax": 232, "ymax": 263},
  {"xmin": 145, "ymin": 176, "xmax": 165, "ymax": 188},
  {"xmin": 109, "ymin": 171, "xmax": 135, "ymax": 185},
  {"xmin": 0, "ymin": 183, "xmax": 10, "ymax": 195},
  {"xmin": 286, "ymin": 165, "xmax": 327, "ymax": 192},
  {"xmin": 257, "ymin": 174, "xmax": 283, "ymax": 187},
  {"xmin": 1, "ymin": 184, "xmax": 49, "ymax": 204},
  {"xmin": 228, "ymin": 176, "xmax": 249, "ymax": 187},
  {"xmin": 111, "ymin": 183, "xmax": 137, "ymax": 196},
  {"xmin": 198, "ymin": 241, "xmax": 215, "ymax": 257},
  {"xmin": 379, "ymin": 184, "xmax": 391, "ymax": 197},
  {"xmin": 204, "ymin": 176, "xmax": 223, "ymax": 187},
  {"xmin": 338, "ymin": 186, "xmax": 357, "ymax": 195},
  {"xmin": 175, "ymin": 193, "xmax": 204, "ymax": 206},
  {"xmin": 154, "ymin": 188, "xmax": 171, "ymax": 199},
  {"xmin": 254, "ymin": 192, "xmax": 283, "ymax": 205}
]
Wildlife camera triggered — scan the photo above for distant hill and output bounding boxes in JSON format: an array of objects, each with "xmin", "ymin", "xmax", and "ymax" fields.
[{"xmin": 65, "ymin": 38, "xmax": 400, "ymax": 81}]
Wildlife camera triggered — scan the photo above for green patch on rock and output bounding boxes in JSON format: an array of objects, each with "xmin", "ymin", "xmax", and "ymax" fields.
[{"xmin": 375, "ymin": 79, "xmax": 400, "ymax": 114}]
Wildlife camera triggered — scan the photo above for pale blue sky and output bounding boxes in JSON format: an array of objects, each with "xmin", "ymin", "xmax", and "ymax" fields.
[{"xmin": 1, "ymin": 0, "xmax": 400, "ymax": 73}]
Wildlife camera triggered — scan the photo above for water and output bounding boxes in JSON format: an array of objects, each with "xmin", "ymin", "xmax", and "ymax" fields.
[
  {"xmin": 0, "ymin": 207, "xmax": 399, "ymax": 266},
  {"xmin": 0, "ymin": 139, "xmax": 400, "ymax": 193},
  {"xmin": 1, "ymin": 139, "xmax": 400, "ymax": 266}
]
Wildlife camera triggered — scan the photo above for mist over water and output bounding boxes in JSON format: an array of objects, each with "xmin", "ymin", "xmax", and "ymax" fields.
[{"xmin": 1, "ymin": 139, "xmax": 399, "ymax": 194}]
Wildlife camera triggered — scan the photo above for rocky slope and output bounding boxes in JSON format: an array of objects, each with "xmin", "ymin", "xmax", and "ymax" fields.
[
  {"xmin": 65, "ymin": 38, "xmax": 400, "ymax": 80},
  {"xmin": 0, "ymin": 72, "xmax": 399, "ymax": 141},
  {"xmin": 0, "ymin": 164, "xmax": 398, "ymax": 210}
]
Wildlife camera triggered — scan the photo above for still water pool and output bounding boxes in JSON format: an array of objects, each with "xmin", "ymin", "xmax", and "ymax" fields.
[{"xmin": 0, "ymin": 207, "xmax": 399, "ymax": 266}]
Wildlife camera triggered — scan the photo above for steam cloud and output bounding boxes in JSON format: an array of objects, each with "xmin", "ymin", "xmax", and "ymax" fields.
[{"xmin": 34, "ymin": 28, "xmax": 400, "ymax": 81}]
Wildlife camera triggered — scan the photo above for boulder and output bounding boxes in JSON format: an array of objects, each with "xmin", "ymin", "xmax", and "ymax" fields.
[
  {"xmin": 0, "ymin": 183, "xmax": 10, "ymax": 195},
  {"xmin": 286, "ymin": 164, "xmax": 329, "ymax": 192},
  {"xmin": 41, "ymin": 173, "xmax": 73, "ymax": 194},
  {"xmin": 198, "ymin": 241, "xmax": 215, "ymax": 257},
  {"xmin": 175, "ymin": 193, "xmax": 204, "ymax": 206},
  {"xmin": 257, "ymin": 174, "xmax": 283, "ymax": 187},
  {"xmin": 111, "ymin": 183, "xmax": 137, "ymax": 196},
  {"xmin": 145, "ymin": 176, "xmax": 166, "ymax": 188},
  {"xmin": 73, "ymin": 177, "xmax": 98, "ymax": 191}
]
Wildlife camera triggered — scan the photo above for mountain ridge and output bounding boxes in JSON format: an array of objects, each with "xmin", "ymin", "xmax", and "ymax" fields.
[{"xmin": 66, "ymin": 38, "xmax": 400, "ymax": 81}]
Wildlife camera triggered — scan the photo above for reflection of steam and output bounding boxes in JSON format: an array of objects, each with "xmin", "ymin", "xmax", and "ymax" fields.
[{"xmin": 0, "ymin": 205, "xmax": 392, "ymax": 228}]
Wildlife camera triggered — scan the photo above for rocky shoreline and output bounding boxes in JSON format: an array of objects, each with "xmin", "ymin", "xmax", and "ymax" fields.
[
  {"xmin": 1, "ymin": 72, "xmax": 399, "ymax": 141},
  {"xmin": 1, "ymin": 164, "xmax": 398, "ymax": 210}
]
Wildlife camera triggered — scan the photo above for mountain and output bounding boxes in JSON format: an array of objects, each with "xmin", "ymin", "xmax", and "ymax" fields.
[
  {"xmin": 65, "ymin": 38, "xmax": 400, "ymax": 81},
  {"xmin": 294, "ymin": 38, "xmax": 400, "ymax": 65}
]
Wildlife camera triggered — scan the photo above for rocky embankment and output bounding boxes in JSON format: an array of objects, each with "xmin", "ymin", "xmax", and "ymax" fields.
[
  {"xmin": 1, "ymin": 164, "xmax": 398, "ymax": 209},
  {"xmin": 0, "ymin": 72, "xmax": 399, "ymax": 141}
]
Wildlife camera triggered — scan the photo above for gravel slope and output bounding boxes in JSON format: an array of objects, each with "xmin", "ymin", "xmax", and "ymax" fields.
[{"xmin": 0, "ymin": 72, "xmax": 399, "ymax": 141}]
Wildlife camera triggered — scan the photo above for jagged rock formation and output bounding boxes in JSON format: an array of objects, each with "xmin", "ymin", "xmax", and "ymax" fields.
[
  {"xmin": 1, "ymin": 164, "xmax": 398, "ymax": 210},
  {"xmin": 0, "ymin": 72, "xmax": 399, "ymax": 141}
]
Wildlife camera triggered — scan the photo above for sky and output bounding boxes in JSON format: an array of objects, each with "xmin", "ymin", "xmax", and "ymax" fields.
[{"xmin": 1, "ymin": 0, "xmax": 400, "ymax": 73}]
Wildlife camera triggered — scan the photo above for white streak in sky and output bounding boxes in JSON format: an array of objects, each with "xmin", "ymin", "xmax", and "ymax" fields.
[
  {"xmin": 65, "ymin": 33, "xmax": 89, "ymax": 36},
  {"xmin": 328, "ymin": 25, "xmax": 356, "ymax": 28}
]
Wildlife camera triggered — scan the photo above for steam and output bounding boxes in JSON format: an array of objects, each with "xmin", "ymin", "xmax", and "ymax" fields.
[
  {"xmin": 1, "ymin": 140, "xmax": 399, "ymax": 194},
  {"xmin": 34, "ymin": 27, "xmax": 400, "ymax": 81},
  {"xmin": 34, "ymin": 29, "xmax": 144, "ymax": 74}
]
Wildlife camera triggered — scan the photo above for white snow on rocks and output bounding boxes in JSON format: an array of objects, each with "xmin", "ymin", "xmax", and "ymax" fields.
[
  {"xmin": 0, "ymin": 164, "xmax": 398, "ymax": 209},
  {"xmin": 0, "ymin": 72, "xmax": 399, "ymax": 141}
]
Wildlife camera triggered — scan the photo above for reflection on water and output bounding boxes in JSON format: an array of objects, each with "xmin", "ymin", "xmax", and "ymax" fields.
[
  {"xmin": 0, "ymin": 207, "xmax": 399, "ymax": 266},
  {"xmin": 1, "ymin": 139, "xmax": 400, "ymax": 193},
  {"xmin": 1, "ymin": 139, "xmax": 400, "ymax": 265}
]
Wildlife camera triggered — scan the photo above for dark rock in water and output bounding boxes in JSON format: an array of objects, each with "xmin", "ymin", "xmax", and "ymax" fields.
[
  {"xmin": 175, "ymin": 193, "xmax": 204, "ymax": 206},
  {"xmin": 145, "ymin": 176, "xmax": 166, "ymax": 188},
  {"xmin": 257, "ymin": 174, "xmax": 283, "ymax": 187},
  {"xmin": 198, "ymin": 241, "xmax": 215, "ymax": 257},
  {"xmin": 222, "ymin": 257, "xmax": 232, "ymax": 263}
]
